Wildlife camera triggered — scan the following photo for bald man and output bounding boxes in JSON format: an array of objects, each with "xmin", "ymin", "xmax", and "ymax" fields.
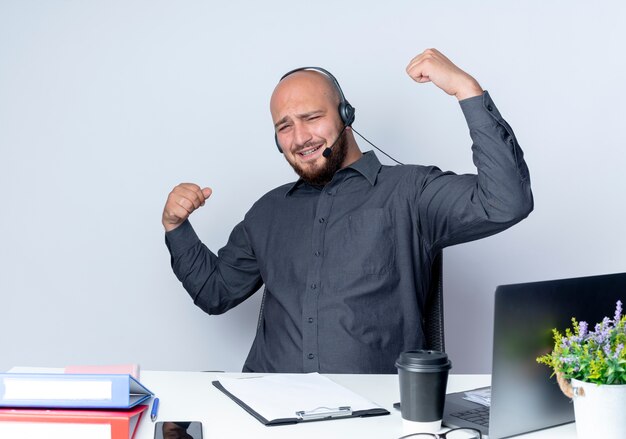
[{"xmin": 162, "ymin": 49, "xmax": 533, "ymax": 373}]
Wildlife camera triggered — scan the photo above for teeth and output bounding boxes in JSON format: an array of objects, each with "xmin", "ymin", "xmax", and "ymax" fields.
[{"xmin": 301, "ymin": 146, "xmax": 320, "ymax": 156}]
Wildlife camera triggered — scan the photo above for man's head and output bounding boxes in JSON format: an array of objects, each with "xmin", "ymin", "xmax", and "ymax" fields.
[{"xmin": 270, "ymin": 68, "xmax": 361, "ymax": 186}]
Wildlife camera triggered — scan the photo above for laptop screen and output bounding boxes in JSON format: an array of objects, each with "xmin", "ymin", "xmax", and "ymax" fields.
[{"xmin": 488, "ymin": 272, "xmax": 626, "ymax": 438}]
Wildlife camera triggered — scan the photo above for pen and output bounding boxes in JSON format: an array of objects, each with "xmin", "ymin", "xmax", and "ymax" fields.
[{"xmin": 151, "ymin": 397, "xmax": 160, "ymax": 422}]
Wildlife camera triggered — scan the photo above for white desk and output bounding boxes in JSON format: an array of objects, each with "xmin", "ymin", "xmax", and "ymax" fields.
[{"xmin": 132, "ymin": 371, "xmax": 577, "ymax": 439}]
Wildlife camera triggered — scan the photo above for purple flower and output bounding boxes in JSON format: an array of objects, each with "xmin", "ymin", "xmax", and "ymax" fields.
[
  {"xmin": 570, "ymin": 321, "xmax": 589, "ymax": 343},
  {"xmin": 592, "ymin": 318, "xmax": 613, "ymax": 345},
  {"xmin": 602, "ymin": 343, "xmax": 624, "ymax": 360},
  {"xmin": 615, "ymin": 300, "xmax": 623, "ymax": 323}
]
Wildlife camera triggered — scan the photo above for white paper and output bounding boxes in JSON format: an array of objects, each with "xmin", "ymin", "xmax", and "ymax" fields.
[
  {"xmin": 217, "ymin": 373, "xmax": 384, "ymax": 421},
  {"xmin": 0, "ymin": 422, "xmax": 111, "ymax": 439},
  {"xmin": 3, "ymin": 378, "xmax": 112, "ymax": 400},
  {"xmin": 462, "ymin": 387, "xmax": 491, "ymax": 407}
]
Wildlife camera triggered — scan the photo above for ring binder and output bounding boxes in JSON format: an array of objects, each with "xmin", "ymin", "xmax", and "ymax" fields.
[{"xmin": 296, "ymin": 406, "xmax": 352, "ymax": 421}]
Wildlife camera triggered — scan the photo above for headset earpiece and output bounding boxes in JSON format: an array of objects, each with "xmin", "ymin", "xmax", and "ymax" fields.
[
  {"xmin": 339, "ymin": 101, "xmax": 355, "ymax": 127},
  {"xmin": 275, "ymin": 133, "xmax": 283, "ymax": 153}
]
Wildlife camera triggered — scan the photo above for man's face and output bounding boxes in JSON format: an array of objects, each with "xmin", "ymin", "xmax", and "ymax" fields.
[{"xmin": 271, "ymin": 72, "xmax": 346, "ymax": 186}]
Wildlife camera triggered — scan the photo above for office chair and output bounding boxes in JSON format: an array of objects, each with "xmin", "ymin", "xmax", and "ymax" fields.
[{"xmin": 423, "ymin": 252, "xmax": 445, "ymax": 352}]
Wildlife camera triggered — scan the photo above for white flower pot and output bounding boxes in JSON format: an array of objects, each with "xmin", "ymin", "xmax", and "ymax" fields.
[{"xmin": 571, "ymin": 378, "xmax": 626, "ymax": 439}]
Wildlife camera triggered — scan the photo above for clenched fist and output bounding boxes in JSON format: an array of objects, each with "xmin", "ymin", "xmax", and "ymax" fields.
[
  {"xmin": 406, "ymin": 48, "xmax": 483, "ymax": 101},
  {"xmin": 162, "ymin": 183, "xmax": 212, "ymax": 232}
]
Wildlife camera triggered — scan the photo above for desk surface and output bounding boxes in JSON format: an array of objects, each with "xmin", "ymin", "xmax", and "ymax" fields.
[
  {"xmin": 5, "ymin": 368, "xmax": 576, "ymax": 438},
  {"xmin": 130, "ymin": 371, "xmax": 576, "ymax": 439}
]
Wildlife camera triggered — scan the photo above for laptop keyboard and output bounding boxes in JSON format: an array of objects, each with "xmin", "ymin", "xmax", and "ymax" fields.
[{"xmin": 450, "ymin": 406, "xmax": 490, "ymax": 427}]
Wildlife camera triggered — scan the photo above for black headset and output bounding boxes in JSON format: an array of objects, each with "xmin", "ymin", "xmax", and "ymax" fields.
[{"xmin": 274, "ymin": 67, "xmax": 356, "ymax": 153}]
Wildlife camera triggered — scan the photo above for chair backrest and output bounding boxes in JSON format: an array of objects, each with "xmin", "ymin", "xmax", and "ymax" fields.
[{"xmin": 423, "ymin": 252, "xmax": 445, "ymax": 352}]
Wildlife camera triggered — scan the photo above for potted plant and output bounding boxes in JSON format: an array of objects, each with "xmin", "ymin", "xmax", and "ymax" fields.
[{"xmin": 537, "ymin": 300, "xmax": 626, "ymax": 439}]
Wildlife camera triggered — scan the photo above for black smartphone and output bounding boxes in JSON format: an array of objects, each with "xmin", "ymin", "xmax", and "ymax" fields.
[{"xmin": 154, "ymin": 421, "xmax": 203, "ymax": 439}]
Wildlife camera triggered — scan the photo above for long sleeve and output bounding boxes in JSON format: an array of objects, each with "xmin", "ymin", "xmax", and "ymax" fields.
[
  {"xmin": 165, "ymin": 219, "xmax": 263, "ymax": 314},
  {"xmin": 415, "ymin": 91, "xmax": 534, "ymax": 253}
]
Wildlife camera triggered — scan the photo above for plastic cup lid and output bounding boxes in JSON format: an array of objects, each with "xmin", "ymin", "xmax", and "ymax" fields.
[{"xmin": 395, "ymin": 349, "xmax": 452, "ymax": 372}]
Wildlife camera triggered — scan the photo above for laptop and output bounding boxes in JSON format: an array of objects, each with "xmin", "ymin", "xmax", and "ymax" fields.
[{"xmin": 442, "ymin": 272, "xmax": 626, "ymax": 439}]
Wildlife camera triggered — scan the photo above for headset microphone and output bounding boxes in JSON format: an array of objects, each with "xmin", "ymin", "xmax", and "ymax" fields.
[{"xmin": 322, "ymin": 125, "xmax": 348, "ymax": 158}]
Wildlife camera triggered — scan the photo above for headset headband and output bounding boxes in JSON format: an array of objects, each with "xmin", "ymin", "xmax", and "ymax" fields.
[{"xmin": 280, "ymin": 66, "xmax": 350, "ymax": 104}]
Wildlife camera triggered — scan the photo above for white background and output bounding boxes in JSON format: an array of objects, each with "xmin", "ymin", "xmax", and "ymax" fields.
[{"xmin": 1, "ymin": 0, "xmax": 625, "ymax": 373}]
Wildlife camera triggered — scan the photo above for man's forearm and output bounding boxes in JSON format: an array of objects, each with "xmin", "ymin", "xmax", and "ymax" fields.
[
  {"xmin": 461, "ymin": 91, "xmax": 533, "ymax": 221},
  {"xmin": 165, "ymin": 219, "xmax": 263, "ymax": 315}
]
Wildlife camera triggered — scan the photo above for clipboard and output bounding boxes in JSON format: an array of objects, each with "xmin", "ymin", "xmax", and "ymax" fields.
[{"xmin": 212, "ymin": 373, "xmax": 389, "ymax": 426}]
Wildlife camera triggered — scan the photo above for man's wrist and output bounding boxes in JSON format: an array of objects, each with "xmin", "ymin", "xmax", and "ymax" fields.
[
  {"xmin": 455, "ymin": 79, "xmax": 483, "ymax": 101},
  {"xmin": 163, "ymin": 221, "xmax": 182, "ymax": 233}
]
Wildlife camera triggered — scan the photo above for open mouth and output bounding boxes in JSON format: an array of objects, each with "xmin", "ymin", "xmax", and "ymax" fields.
[{"xmin": 297, "ymin": 144, "xmax": 323, "ymax": 160}]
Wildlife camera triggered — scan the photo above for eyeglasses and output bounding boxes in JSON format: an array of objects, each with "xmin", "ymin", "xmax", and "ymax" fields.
[{"xmin": 397, "ymin": 427, "xmax": 482, "ymax": 439}]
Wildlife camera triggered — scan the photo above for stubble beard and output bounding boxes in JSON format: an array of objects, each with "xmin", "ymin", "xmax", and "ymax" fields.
[{"xmin": 288, "ymin": 131, "xmax": 348, "ymax": 187}]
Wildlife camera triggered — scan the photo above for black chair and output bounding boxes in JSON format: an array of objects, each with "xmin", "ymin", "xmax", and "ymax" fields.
[{"xmin": 423, "ymin": 252, "xmax": 445, "ymax": 352}]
